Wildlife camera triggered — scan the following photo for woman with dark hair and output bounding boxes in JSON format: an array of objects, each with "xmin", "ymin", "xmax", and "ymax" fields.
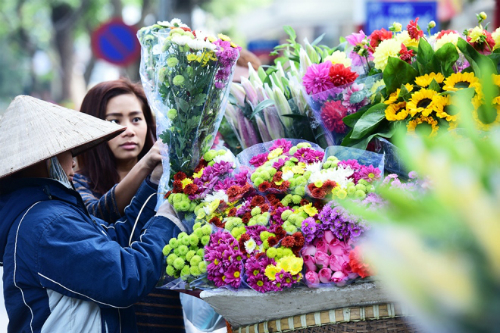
[{"xmin": 73, "ymin": 78, "xmax": 186, "ymax": 333}]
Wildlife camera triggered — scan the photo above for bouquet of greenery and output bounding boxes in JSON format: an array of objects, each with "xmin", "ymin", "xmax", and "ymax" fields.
[{"xmin": 138, "ymin": 19, "xmax": 240, "ymax": 207}]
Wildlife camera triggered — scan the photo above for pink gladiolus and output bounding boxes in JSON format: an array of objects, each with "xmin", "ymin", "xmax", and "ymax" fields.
[
  {"xmin": 314, "ymin": 239, "xmax": 329, "ymax": 254},
  {"xmin": 315, "ymin": 251, "xmax": 330, "ymax": 268},
  {"xmin": 303, "ymin": 245, "xmax": 317, "ymax": 256},
  {"xmin": 331, "ymin": 271, "xmax": 348, "ymax": 283},
  {"xmin": 318, "ymin": 268, "xmax": 333, "ymax": 283},
  {"xmin": 305, "ymin": 271, "xmax": 320, "ymax": 284},
  {"xmin": 303, "ymin": 254, "xmax": 317, "ymax": 272},
  {"xmin": 324, "ymin": 230, "xmax": 335, "ymax": 244}
]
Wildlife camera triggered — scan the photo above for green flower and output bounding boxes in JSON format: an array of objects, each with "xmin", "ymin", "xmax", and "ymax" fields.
[
  {"xmin": 198, "ymin": 261, "xmax": 207, "ymax": 273},
  {"xmin": 201, "ymin": 235, "xmax": 210, "ymax": 246},
  {"xmin": 251, "ymin": 206, "xmax": 261, "ymax": 216},
  {"xmin": 166, "ymin": 265, "xmax": 176, "ymax": 276},
  {"xmin": 197, "ymin": 248, "xmax": 205, "ymax": 258},
  {"xmin": 190, "ymin": 255, "xmax": 202, "ymax": 266},
  {"xmin": 159, "ymin": 67, "xmax": 169, "ymax": 84},
  {"xmin": 186, "ymin": 250, "xmax": 196, "ymax": 262},
  {"xmin": 186, "ymin": 66, "xmax": 194, "ymax": 77},
  {"xmin": 173, "ymin": 75, "xmax": 185, "ymax": 86},
  {"xmin": 169, "ymin": 238, "xmax": 179, "ymax": 248},
  {"xmin": 178, "ymin": 245, "xmax": 189, "ymax": 257},
  {"xmin": 202, "ymin": 224, "xmax": 212, "ymax": 235},
  {"xmin": 167, "ymin": 108, "xmax": 177, "ymax": 120},
  {"xmin": 193, "ymin": 222, "xmax": 202, "ymax": 230},
  {"xmin": 180, "ymin": 265, "xmax": 190, "ymax": 279},
  {"xmin": 162, "ymin": 245, "xmax": 172, "ymax": 256},
  {"xmin": 203, "ymin": 150, "xmax": 217, "ymax": 161},
  {"xmin": 189, "ymin": 234, "xmax": 200, "ymax": 247},
  {"xmin": 266, "ymin": 247, "xmax": 278, "ymax": 258},
  {"xmin": 166, "ymin": 253, "xmax": 178, "ymax": 265},
  {"xmin": 167, "ymin": 57, "xmax": 179, "ymax": 67},
  {"xmin": 173, "ymin": 257, "xmax": 185, "ymax": 270},
  {"xmin": 189, "ymin": 266, "xmax": 201, "ymax": 276}
]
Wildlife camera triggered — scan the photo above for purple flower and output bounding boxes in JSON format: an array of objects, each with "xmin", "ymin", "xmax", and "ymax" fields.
[
  {"xmin": 359, "ymin": 165, "xmax": 381, "ymax": 183},
  {"xmin": 303, "ymin": 62, "xmax": 335, "ymax": 95},
  {"xmin": 346, "ymin": 30, "xmax": 367, "ymax": 46},
  {"xmin": 272, "ymin": 158, "xmax": 288, "ymax": 169},
  {"xmin": 249, "ymin": 152, "xmax": 269, "ymax": 167},
  {"xmin": 294, "ymin": 148, "xmax": 324, "ymax": 164},
  {"xmin": 269, "ymin": 139, "xmax": 293, "ymax": 153}
]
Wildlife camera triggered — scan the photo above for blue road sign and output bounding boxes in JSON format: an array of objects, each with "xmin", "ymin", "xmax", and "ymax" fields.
[
  {"xmin": 91, "ymin": 19, "xmax": 141, "ymax": 66},
  {"xmin": 365, "ymin": 1, "xmax": 438, "ymax": 35}
]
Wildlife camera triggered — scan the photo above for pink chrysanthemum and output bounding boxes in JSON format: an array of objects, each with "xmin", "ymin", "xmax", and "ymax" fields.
[
  {"xmin": 249, "ymin": 152, "xmax": 269, "ymax": 167},
  {"xmin": 269, "ymin": 139, "xmax": 293, "ymax": 153},
  {"xmin": 320, "ymin": 100, "xmax": 349, "ymax": 133},
  {"xmin": 303, "ymin": 62, "xmax": 335, "ymax": 95},
  {"xmin": 359, "ymin": 165, "xmax": 381, "ymax": 183}
]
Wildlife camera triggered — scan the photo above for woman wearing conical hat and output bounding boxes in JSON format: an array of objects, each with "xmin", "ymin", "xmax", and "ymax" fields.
[{"xmin": 0, "ymin": 96, "xmax": 186, "ymax": 333}]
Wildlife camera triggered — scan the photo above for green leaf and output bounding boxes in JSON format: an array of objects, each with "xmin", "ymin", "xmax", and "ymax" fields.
[
  {"xmin": 249, "ymin": 99, "xmax": 275, "ymax": 119},
  {"xmin": 350, "ymin": 91, "xmax": 366, "ymax": 104},
  {"xmin": 193, "ymin": 93, "xmax": 207, "ymax": 106},
  {"xmin": 274, "ymin": 56, "xmax": 288, "ymax": 65},
  {"xmin": 383, "ymin": 57, "xmax": 418, "ymax": 94},
  {"xmin": 178, "ymin": 98, "xmax": 189, "ymax": 112},
  {"xmin": 433, "ymin": 43, "xmax": 459, "ymax": 77},
  {"xmin": 257, "ymin": 67, "xmax": 267, "ymax": 82},
  {"xmin": 351, "ymin": 103, "xmax": 388, "ymax": 139},
  {"xmin": 343, "ymin": 104, "xmax": 371, "ymax": 128},
  {"xmin": 311, "ymin": 33, "xmax": 325, "ymax": 46},
  {"xmin": 283, "ymin": 26, "xmax": 296, "ymax": 42},
  {"xmin": 428, "ymin": 79, "xmax": 441, "ymax": 92},
  {"xmin": 416, "ymin": 38, "xmax": 436, "ymax": 74},
  {"xmin": 457, "ymin": 38, "xmax": 497, "ymax": 76},
  {"xmin": 398, "ymin": 84, "xmax": 411, "ymax": 102},
  {"xmin": 339, "ymin": 36, "xmax": 347, "ymax": 44}
]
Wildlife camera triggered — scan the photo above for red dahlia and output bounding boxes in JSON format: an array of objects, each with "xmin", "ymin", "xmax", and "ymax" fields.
[
  {"xmin": 328, "ymin": 64, "xmax": 358, "ymax": 87},
  {"xmin": 407, "ymin": 18, "xmax": 424, "ymax": 40},
  {"xmin": 320, "ymin": 100, "xmax": 349, "ymax": 133},
  {"xmin": 369, "ymin": 28, "xmax": 393, "ymax": 50}
]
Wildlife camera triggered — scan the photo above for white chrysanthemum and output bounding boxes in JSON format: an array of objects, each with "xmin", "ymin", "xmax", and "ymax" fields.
[
  {"xmin": 187, "ymin": 38, "xmax": 209, "ymax": 50},
  {"xmin": 434, "ymin": 32, "xmax": 461, "ymax": 51},
  {"xmin": 170, "ymin": 18, "xmax": 188, "ymax": 28},
  {"xmin": 203, "ymin": 190, "xmax": 228, "ymax": 203},
  {"xmin": 244, "ymin": 239, "xmax": 257, "ymax": 253},
  {"xmin": 213, "ymin": 151, "xmax": 235, "ymax": 166},
  {"xmin": 157, "ymin": 21, "xmax": 170, "ymax": 27},
  {"xmin": 194, "ymin": 30, "xmax": 208, "ymax": 41},
  {"xmin": 324, "ymin": 50, "xmax": 352, "ymax": 67},
  {"xmin": 308, "ymin": 166, "xmax": 354, "ymax": 188},
  {"xmin": 282, "ymin": 170, "xmax": 294, "ymax": 181},
  {"xmin": 395, "ymin": 30, "xmax": 418, "ymax": 48},
  {"xmin": 171, "ymin": 35, "xmax": 191, "ymax": 46},
  {"xmin": 373, "ymin": 38, "xmax": 401, "ymax": 71},
  {"xmin": 305, "ymin": 161, "xmax": 322, "ymax": 174}
]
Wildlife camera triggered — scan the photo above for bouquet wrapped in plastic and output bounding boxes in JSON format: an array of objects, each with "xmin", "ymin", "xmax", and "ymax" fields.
[{"xmin": 137, "ymin": 19, "xmax": 241, "ymax": 207}]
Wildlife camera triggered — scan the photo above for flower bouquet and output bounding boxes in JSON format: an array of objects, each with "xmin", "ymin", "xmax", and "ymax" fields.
[{"xmin": 137, "ymin": 19, "xmax": 241, "ymax": 208}]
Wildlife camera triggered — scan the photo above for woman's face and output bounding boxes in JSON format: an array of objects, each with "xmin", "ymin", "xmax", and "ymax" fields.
[
  {"xmin": 105, "ymin": 94, "xmax": 148, "ymax": 164},
  {"xmin": 56, "ymin": 151, "xmax": 76, "ymax": 182}
]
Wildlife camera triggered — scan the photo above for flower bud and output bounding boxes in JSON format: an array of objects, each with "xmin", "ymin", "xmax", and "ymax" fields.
[
  {"xmin": 393, "ymin": 22, "xmax": 402, "ymax": 32},
  {"xmin": 480, "ymin": 12, "xmax": 487, "ymax": 20},
  {"xmin": 167, "ymin": 108, "xmax": 177, "ymax": 120},
  {"xmin": 428, "ymin": 20, "xmax": 436, "ymax": 29}
]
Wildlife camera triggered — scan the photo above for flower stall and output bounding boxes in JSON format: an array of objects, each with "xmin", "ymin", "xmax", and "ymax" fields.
[{"xmin": 137, "ymin": 14, "xmax": 500, "ymax": 333}]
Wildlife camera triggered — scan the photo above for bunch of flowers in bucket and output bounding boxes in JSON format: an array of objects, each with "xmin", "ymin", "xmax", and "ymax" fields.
[{"xmin": 137, "ymin": 19, "xmax": 241, "ymax": 208}]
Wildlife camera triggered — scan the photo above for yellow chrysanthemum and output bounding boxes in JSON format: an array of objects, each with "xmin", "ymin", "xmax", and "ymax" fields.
[
  {"xmin": 407, "ymin": 115, "xmax": 439, "ymax": 137},
  {"xmin": 291, "ymin": 165, "xmax": 305, "ymax": 174},
  {"xmin": 396, "ymin": 30, "xmax": 419, "ymax": 48},
  {"xmin": 288, "ymin": 257, "xmax": 303, "ymax": 275},
  {"xmin": 434, "ymin": 32, "xmax": 461, "ymax": 51},
  {"xmin": 264, "ymin": 265, "xmax": 280, "ymax": 281},
  {"xmin": 385, "ymin": 102, "xmax": 408, "ymax": 121},
  {"xmin": 468, "ymin": 26, "xmax": 485, "ymax": 43},
  {"xmin": 432, "ymin": 95, "xmax": 457, "ymax": 122},
  {"xmin": 415, "ymin": 73, "xmax": 445, "ymax": 87},
  {"xmin": 406, "ymin": 89, "xmax": 439, "ymax": 117},
  {"xmin": 277, "ymin": 257, "xmax": 292, "ymax": 272},
  {"xmin": 268, "ymin": 148, "xmax": 283, "ymax": 160},
  {"xmin": 217, "ymin": 33, "xmax": 231, "ymax": 41},
  {"xmin": 472, "ymin": 96, "xmax": 500, "ymax": 130},
  {"xmin": 373, "ymin": 38, "xmax": 401, "ymax": 71},
  {"xmin": 193, "ymin": 169, "xmax": 204, "ymax": 178},
  {"xmin": 492, "ymin": 27, "xmax": 500, "ymax": 50},
  {"xmin": 384, "ymin": 84, "xmax": 414, "ymax": 105},
  {"xmin": 303, "ymin": 203, "xmax": 318, "ymax": 217},
  {"xmin": 324, "ymin": 50, "xmax": 352, "ymax": 67},
  {"xmin": 181, "ymin": 178, "xmax": 193, "ymax": 188},
  {"xmin": 443, "ymin": 72, "xmax": 481, "ymax": 92}
]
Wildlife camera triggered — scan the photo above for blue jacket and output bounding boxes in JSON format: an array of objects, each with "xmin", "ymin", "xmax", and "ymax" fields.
[{"xmin": 0, "ymin": 178, "xmax": 180, "ymax": 333}]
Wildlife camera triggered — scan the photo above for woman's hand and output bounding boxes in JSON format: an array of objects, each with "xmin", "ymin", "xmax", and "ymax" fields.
[{"xmin": 140, "ymin": 140, "xmax": 163, "ymax": 174}]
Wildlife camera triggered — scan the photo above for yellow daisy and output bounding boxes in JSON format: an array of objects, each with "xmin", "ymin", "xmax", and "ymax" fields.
[
  {"xmin": 384, "ymin": 84, "xmax": 414, "ymax": 105},
  {"xmin": 415, "ymin": 73, "xmax": 445, "ymax": 87},
  {"xmin": 407, "ymin": 115, "xmax": 439, "ymax": 137},
  {"xmin": 385, "ymin": 102, "xmax": 409, "ymax": 121},
  {"xmin": 406, "ymin": 89, "xmax": 439, "ymax": 117},
  {"xmin": 443, "ymin": 72, "xmax": 480, "ymax": 92}
]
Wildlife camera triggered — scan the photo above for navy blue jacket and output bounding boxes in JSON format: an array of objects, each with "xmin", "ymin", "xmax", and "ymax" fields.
[{"xmin": 0, "ymin": 178, "xmax": 180, "ymax": 332}]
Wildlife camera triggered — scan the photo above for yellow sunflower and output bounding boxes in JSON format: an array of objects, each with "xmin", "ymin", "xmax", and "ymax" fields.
[
  {"xmin": 472, "ymin": 96, "xmax": 500, "ymax": 130},
  {"xmin": 432, "ymin": 95, "xmax": 457, "ymax": 122},
  {"xmin": 384, "ymin": 84, "xmax": 414, "ymax": 105},
  {"xmin": 406, "ymin": 88, "xmax": 439, "ymax": 117},
  {"xmin": 407, "ymin": 115, "xmax": 439, "ymax": 137},
  {"xmin": 385, "ymin": 102, "xmax": 408, "ymax": 121},
  {"xmin": 443, "ymin": 72, "xmax": 480, "ymax": 92},
  {"xmin": 492, "ymin": 74, "xmax": 500, "ymax": 87},
  {"xmin": 414, "ymin": 73, "xmax": 445, "ymax": 87}
]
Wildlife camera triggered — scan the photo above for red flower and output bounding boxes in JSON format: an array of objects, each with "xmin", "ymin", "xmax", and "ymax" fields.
[
  {"xmin": 407, "ymin": 17, "xmax": 424, "ymax": 40},
  {"xmin": 467, "ymin": 30, "xmax": 495, "ymax": 55},
  {"xmin": 194, "ymin": 159, "xmax": 208, "ymax": 173},
  {"xmin": 260, "ymin": 204, "xmax": 270, "ymax": 212},
  {"xmin": 311, "ymin": 188, "xmax": 327, "ymax": 199},
  {"xmin": 173, "ymin": 180, "xmax": 183, "ymax": 193},
  {"xmin": 274, "ymin": 226, "xmax": 287, "ymax": 240},
  {"xmin": 210, "ymin": 216, "xmax": 224, "ymax": 228},
  {"xmin": 183, "ymin": 183, "xmax": 198, "ymax": 195},
  {"xmin": 292, "ymin": 232, "xmax": 305, "ymax": 247},
  {"xmin": 349, "ymin": 246, "xmax": 373, "ymax": 278},
  {"xmin": 328, "ymin": 64, "xmax": 358, "ymax": 87},
  {"xmin": 242, "ymin": 212, "xmax": 252, "ymax": 224},
  {"xmin": 313, "ymin": 200, "xmax": 325, "ymax": 211},
  {"xmin": 180, "ymin": 27, "xmax": 192, "ymax": 32},
  {"xmin": 436, "ymin": 30, "xmax": 456, "ymax": 39},
  {"xmin": 272, "ymin": 171, "xmax": 283, "ymax": 182},
  {"xmin": 228, "ymin": 208, "xmax": 237, "ymax": 217},
  {"xmin": 321, "ymin": 100, "xmax": 349, "ymax": 133},
  {"xmin": 255, "ymin": 252, "xmax": 266, "ymax": 260},
  {"xmin": 292, "ymin": 245, "xmax": 302, "ymax": 257},
  {"xmin": 227, "ymin": 185, "xmax": 240, "ymax": 198},
  {"xmin": 278, "ymin": 181, "xmax": 290, "ymax": 191},
  {"xmin": 268, "ymin": 236, "xmax": 278, "ymax": 247},
  {"xmin": 299, "ymin": 199, "xmax": 310, "ymax": 206},
  {"xmin": 258, "ymin": 181, "xmax": 272, "ymax": 192},
  {"xmin": 250, "ymin": 195, "xmax": 265, "ymax": 207},
  {"xmin": 323, "ymin": 180, "xmax": 337, "ymax": 190},
  {"xmin": 399, "ymin": 43, "xmax": 414, "ymax": 64},
  {"xmin": 173, "ymin": 172, "xmax": 187, "ymax": 181},
  {"xmin": 369, "ymin": 28, "xmax": 393, "ymax": 50},
  {"xmin": 281, "ymin": 236, "xmax": 296, "ymax": 248},
  {"xmin": 307, "ymin": 183, "xmax": 316, "ymax": 192},
  {"xmin": 266, "ymin": 194, "xmax": 278, "ymax": 202}
]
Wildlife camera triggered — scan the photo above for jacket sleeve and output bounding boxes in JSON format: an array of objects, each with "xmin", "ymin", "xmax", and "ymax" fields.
[
  {"xmin": 73, "ymin": 174, "xmax": 121, "ymax": 223},
  {"xmin": 36, "ymin": 210, "xmax": 178, "ymax": 308}
]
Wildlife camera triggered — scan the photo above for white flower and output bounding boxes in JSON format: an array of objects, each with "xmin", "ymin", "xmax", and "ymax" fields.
[
  {"xmin": 244, "ymin": 239, "xmax": 257, "ymax": 253},
  {"xmin": 170, "ymin": 18, "xmax": 185, "ymax": 27},
  {"xmin": 157, "ymin": 20, "xmax": 170, "ymax": 27},
  {"xmin": 305, "ymin": 161, "xmax": 322, "ymax": 174},
  {"xmin": 213, "ymin": 151, "xmax": 235, "ymax": 166},
  {"xmin": 171, "ymin": 35, "xmax": 190, "ymax": 46},
  {"xmin": 194, "ymin": 29, "xmax": 208, "ymax": 41},
  {"xmin": 282, "ymin": 170, "xmax": 294, "ymax": 181},
  {"xmin": 203, "ymin": 190, "xmax": 228, "ymax": 203},
  {"xmin": 187, "ymin": 38, "xmax": 207, "ymax": 50},
  {"xmin": 308, "ymin": 166, "xmax": 354, "ymax": 188}
]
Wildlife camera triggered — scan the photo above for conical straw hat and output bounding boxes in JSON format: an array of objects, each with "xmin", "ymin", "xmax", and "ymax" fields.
[{"xmin": 0, "ymin": 95, "xmax": 125, "ymax": 179}]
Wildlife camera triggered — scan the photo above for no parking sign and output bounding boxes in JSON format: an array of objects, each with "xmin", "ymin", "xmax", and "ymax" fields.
[{"xmin": 91, "ymin": 19, "xmax": 141, "ymax": 67}]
